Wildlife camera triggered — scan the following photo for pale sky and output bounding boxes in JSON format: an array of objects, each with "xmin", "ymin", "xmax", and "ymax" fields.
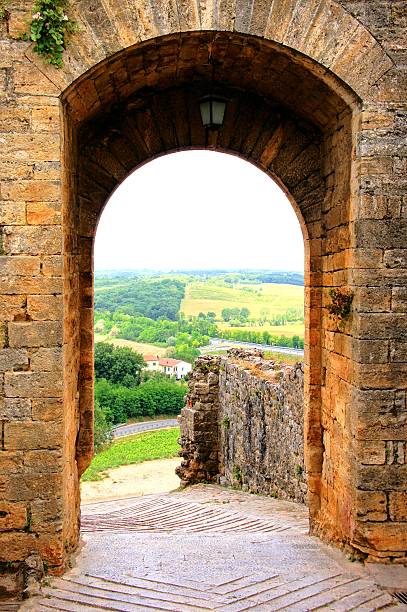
[{"xmin": 94, "ymin": 151, "xmax": 304, "ymax": 272}]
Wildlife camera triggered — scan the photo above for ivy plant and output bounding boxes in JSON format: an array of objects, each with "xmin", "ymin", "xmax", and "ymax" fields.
[
  {"xmin": 28, "ymin": 0, "xmax": 77, "ymax": 67},
  {"xmin": 0, "ymin": 1, "xmax": 8, "ymax": 20}
]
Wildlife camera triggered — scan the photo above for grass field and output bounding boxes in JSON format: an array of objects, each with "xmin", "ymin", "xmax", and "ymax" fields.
[
  {"xmin": 263, "ymin": 351, "xmax": 301, "ymax": 365},
  {"xmin": 94, "ymin": 334, "xmax": 167, "ymax": 357},
  {"xmin": 81, "ymin": 428, "xmax": 180, "ymax": 481},
  {"xmin": 180, "ymin": 282, "xmax": 304, "ymax": 320}
]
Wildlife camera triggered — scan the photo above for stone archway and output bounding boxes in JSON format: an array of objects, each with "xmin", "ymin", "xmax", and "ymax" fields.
[{"xmin": 1, "ymin": 0, "xmax": 406, "ymax": 596}]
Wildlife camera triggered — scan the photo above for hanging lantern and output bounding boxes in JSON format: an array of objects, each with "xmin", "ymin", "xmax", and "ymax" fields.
[{"xmin": 199, "ymin": 95, "xmax": 227, "ymax": 130}]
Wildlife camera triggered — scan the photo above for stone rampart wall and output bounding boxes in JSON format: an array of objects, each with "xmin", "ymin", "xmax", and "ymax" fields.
[{"xmin": 177, "ymin": 350, "xmax": 306, "ymax": 504}]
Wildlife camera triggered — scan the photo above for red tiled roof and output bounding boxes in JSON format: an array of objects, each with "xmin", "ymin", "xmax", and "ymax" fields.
[
  {"xmin": 159, "ymin": 358, "xmax": 181, "ymax": 367},
  {"xmin": 144, "ymin": 354, "xmax": 160, "ymax": 361}
]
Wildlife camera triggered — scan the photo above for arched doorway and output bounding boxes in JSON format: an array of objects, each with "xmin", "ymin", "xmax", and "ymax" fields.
[{"xmin": 63, "ymin": 30, "xmax": 356, "ymax": 558}]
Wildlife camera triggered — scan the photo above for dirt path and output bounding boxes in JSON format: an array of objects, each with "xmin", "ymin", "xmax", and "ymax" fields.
[{"xmin": 80, "ymin": 457, "xmax": 181, "ymax": 504}]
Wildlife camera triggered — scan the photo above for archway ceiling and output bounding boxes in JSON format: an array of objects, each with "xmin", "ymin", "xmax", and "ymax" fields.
[{"xmin": 65, "ymin": 32, "xmax": 353, "ymax": 131}]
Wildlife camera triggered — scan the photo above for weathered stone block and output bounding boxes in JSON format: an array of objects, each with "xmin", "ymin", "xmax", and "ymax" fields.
[
  {"xmin": 2, "ymin": 180, "xmax": 60, "ymax": 203},
  {"xmin": 0, "ymin": 348, "xmax": 28, "ymax": 372},
  {"xmin": 0, "ymin": 276, "xmax": 63, "ymax": 296},
  {"xmin": 355, "ymin": 362, "xmax": 407, "ymax": 390},
  {"xmin": 353, "ymin": 287, "xmax": 391, "ymax": 313},
  {"xmin": 31, "ymin": 398, "xmax": 63, "ymax": 421},
  {"xmin": 392, "ymin": 287, "xmax": 407, "ymax": 313},
  {"xmin": 26, "ymin": 202, "xmax": 61, "ymax": 225},
  {"xmin": 353, "ymin": 522, "xmax": 407, "ymax": 553},
  {"xmin": 9, "ymin": 321, "xmax": 62, "ymax": 348},
  {"xmin": 0, "ymin": 256, "xmax": 40, "ymax": 276},
  {"xmin": 31, "ymin": 107, "xmax": 61, "ymax": 133},
  {"xmin": 27, "ymin": 296, "xmax": 63, "ymax": 321},
  {"xmin": 29, "ymin": 348, "xmax": 63, "ymax": 372},
  {"xmin": 0, "ymin": 398, "xmax": 31, "ymax": 421},
  {"xmin": 384, "ymin": 249, "xmax": 407, "ymax": 268},
  {"xmin": 355, "ymin": 219, "xmax": 407, "ymax": 250},
  {"xmin": 4, "ymin": 371, "xmax": 63, "ymax": 398},
  {"xmin": 358, "ymin": 441, "xmax": 386, "ymax": 465},
  {"xmin": 23, "ymin": 450, "xmax": 63, "ymax": 473},
  {"xmin": 12, "ymin": 64, "xmax": 61, "ymax": 97},
  {"xmin": 352, "ymin": 339, "xmax": 389, "ymax": 364},
  {"xmin": 0, "ymin": 502, "xmax": 27, "ymax": 531},
  {"xmin": 356, "ymin": 313, "xmax": 407, "ymax": 340},
  {"xmin": 0, "ymin": 106, "xmax": 30, "ymax": 132},
  {"xmin": 356, "ymin": 491, "xmax": 387, "ymax": 522},
  {"xmin": 41, "ymin": 255, "xmax": 63, "ymax": 277},
  {"xmin": 0, "ymin": 451, "xmax": 23, "ymax": 475},
  {"xmin": 390, "ymin": 340, "xmax": 407, "ymax": 362},
  {"xmin": 3, "ymin": 226, "xmax": 62, "ymax": 255},
  {"xmin": 0, "ymin": 532, "xmax": 38, "ymax": 562},
  {"xmin": 0, "ymin": 296, "xmax": 26, "ymax": 321},
  {"xmin": 0, "ymin": 201, "xmax": 26, "ymax": 225},
  {"xmin": 357, "ymin": 465, "xmax": 407, "ymax": 491},
  {"xmin": 355, "ymin": 407, "xmax": 407, "ymax": 441},
  {"xmin": 389, "ymin": 492, "xmax": 407, "ymax": 521},
  {"xmin": 4, "ymin": 421, "xmax": 62, "ymax": 451},
  {"xmin": 30, "ymin": 498, "xmax": 62, "ymax": 533},
  {"xmin": 352, "ymin": 388, "xmax": 403, "ymax": 414},
  {"xmin": 1, "ymin": 133, "xmax": 61, "ymax": 162}
]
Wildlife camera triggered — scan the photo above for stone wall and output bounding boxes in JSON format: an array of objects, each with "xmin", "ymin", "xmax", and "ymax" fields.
[
  {"xmin": 178, "ymin": 351, "xmax": 306, "ymax": 504},
  {"xmin": 177, "ymin": 356, "xmax": 221, "ymax": 486},
  {"xmin": 0, "ymin": 0, "xmax": 406, "ymax": 594}
]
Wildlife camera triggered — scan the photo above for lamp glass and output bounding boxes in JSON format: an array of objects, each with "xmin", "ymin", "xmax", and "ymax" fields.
[
  {"xmin": 212, "ymin": 99, "xmax": 226, "ymax": 126},
  {"xmin": 199, "ymin": 99, "xmax": 212, "ymax": 128}
]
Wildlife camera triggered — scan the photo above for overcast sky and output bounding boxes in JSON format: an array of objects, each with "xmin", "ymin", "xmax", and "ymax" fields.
[{"xmin": 94, "ymin": 151, "xmax": 304, "ymax": 272}]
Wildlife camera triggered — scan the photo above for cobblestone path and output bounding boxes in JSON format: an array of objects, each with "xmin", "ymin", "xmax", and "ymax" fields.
[{"xmin": 21, "ymin": 486, "xmax": 404, "ymax": 611}]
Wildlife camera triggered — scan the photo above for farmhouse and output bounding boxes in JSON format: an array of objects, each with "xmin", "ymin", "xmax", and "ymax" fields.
[
  {"xmin": 159, "ymin": 358, "xmax": 192, "ymax": 379},
  {"xmin": 143, "ymin": 354, "xmax": 192, "ymax": 378},
  {"xmin": 143, "ymin": 354, "xmax": 161, "ymax": 372}
]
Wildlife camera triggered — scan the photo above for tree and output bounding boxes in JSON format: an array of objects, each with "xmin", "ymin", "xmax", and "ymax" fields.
[
  {"xmin": 94, "ymin": 342, "xmax": 146, "ymax": 387},
  {"xmin": 240, "ymin": 307, "xmax": 250, "ymax": 321},
  {"xmin": 221, "ymin": 308, "xmax": 232, "ymax": 321},
  {"xmin": 93, "ymin": 400, "xmax": 113, "ymax": 452}
]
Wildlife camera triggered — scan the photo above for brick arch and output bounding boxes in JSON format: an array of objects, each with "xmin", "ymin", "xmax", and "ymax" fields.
[
  {"xmin": 62, "ymin": 26, "xmax": 358, "ymax": 561},
  {"xmin": 27, "ymin": 0, "xmax": 392, "ymax": 102}
]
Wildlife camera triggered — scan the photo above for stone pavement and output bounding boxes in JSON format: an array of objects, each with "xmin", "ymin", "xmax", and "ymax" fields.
[{"xmin": 19, "ymin": 486, "xmax": 407, "ymax": 611}]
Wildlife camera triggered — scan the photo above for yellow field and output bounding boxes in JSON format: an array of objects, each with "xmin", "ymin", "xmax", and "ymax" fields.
[
  {"xmin": 217, "ymin": 322, "xmax": 304, "ymax": 337},
  {"xmin": 181, "ymin": 282, "xmax": 304, "ymax": 320},
  {"xmin": 94, "ymin": 334, "xmax": 167, "ymax": 357}
]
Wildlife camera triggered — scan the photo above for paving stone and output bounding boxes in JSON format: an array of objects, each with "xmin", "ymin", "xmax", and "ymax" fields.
[{"xmin": 20, "ymin": 486, "xmax": 403, "ymax": 611}]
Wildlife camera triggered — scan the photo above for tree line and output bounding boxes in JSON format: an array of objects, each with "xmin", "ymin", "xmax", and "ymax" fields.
[
  {"xmin": 218, "ymin": 328, "xmax": 304, "ymax": 349},
  {"xmin": 95, "ymin": 277, "xmax": 185, "ymax": 321},
  {"xmin": 95, "ymin": 311, "xmax": 217, "ymax": 363}
]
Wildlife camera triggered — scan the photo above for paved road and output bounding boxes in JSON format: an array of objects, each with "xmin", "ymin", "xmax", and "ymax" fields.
[
  {"xmin": 22, "ymin": 485, "xmax": 404, "ymax": 611},
  {"xmin": 112, "ymin": 418, "xmax": 179, "ymax": 439},
  {"xmin": 201, "ymin": 337, "xmax": 304, "ymax": 357}
]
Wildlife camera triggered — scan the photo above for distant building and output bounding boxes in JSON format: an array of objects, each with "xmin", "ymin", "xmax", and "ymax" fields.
[
  {"xmin": 143, "ymin": 354, "xmax": 160, "ymax": 372},
  {"xmin": 158, "ymin": 358, "xmax": 192, "ymax": 379}
]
